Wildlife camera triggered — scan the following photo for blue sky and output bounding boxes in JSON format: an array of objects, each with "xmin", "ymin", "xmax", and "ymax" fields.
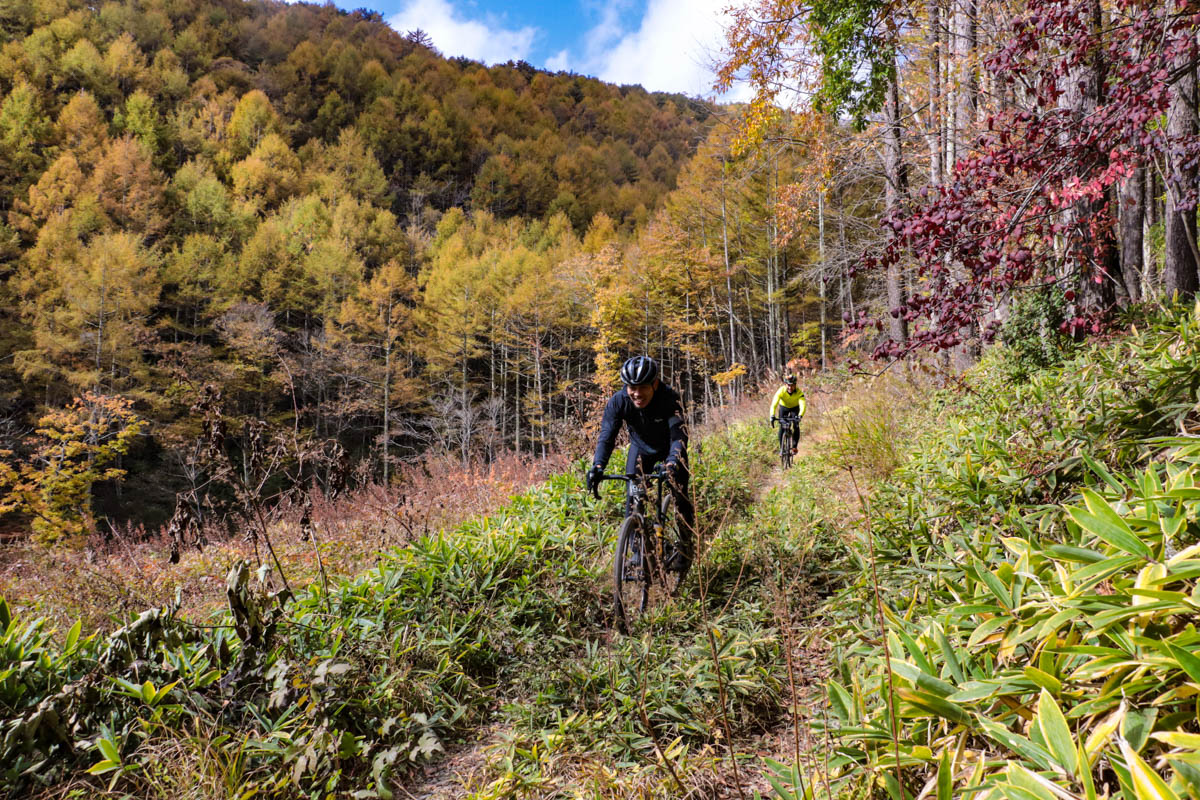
[{"xmin": 344, "ymin": 0, "xmax": 751, "ymax": 99}]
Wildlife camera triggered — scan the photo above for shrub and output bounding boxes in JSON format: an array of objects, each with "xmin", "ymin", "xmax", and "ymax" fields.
[{"xmin": 998, "ymin": 285, "xmax": 1072, "ymax": 381}]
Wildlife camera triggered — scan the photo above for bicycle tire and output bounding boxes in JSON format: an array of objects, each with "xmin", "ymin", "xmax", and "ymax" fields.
[
  {"xmin": 780, "ymin": 427, "xmax": 791, "ymax": 469},
  {"xmin": 613, "ymin": 515, "xmax": 648, "ymax": 632}
]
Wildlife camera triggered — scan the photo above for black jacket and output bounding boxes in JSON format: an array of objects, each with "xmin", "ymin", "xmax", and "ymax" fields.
[{"xmin": 593, "ymin": 384, "xmax": 688, "ymax": 468}]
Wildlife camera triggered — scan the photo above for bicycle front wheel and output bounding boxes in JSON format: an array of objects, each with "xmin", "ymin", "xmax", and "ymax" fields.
[
  {"xmin": 613, "ymin": 515, "xmax": 648, "ymax": 632},
  {"xmin": 780, "ymin": 430, "xmax": 791, "ymax": 469}
]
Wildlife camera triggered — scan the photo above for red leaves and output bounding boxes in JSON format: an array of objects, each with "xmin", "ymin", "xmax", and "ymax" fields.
[{"xmin": 858, "ymin": 0, "xmax": 1192, "ymax": 361}]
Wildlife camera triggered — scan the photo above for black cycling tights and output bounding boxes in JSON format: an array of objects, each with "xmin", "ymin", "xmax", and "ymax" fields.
[{"xmin": 778, "ymin": 408, "xmax": 801, "ymax": 451}]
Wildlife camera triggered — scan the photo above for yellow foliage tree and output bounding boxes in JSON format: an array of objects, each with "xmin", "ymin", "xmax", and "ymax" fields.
[{"xmin": 0, "ymin": 393, "xmax": 146, "ymax": 547}]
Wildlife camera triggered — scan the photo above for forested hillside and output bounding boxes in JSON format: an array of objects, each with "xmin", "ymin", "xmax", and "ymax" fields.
[{"xmin": 0, "ymin": 0, "xmax": 730, "ymax": 536}]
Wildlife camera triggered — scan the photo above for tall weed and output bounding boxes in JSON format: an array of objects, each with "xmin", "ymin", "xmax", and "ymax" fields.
[
  {"xmin": 824, "ymin": 373, "xmax": 925, "ymax": 481},
  {"xmin": 3, "ymin": 417, "xmax": 786, "ymax": 798}
]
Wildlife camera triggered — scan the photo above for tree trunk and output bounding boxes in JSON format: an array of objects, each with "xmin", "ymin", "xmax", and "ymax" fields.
[
  {"xmin": 382, "ymin": 336, "xmax": 391, "ymax": 485},
  {"xmin": 721, "ymin": 157, "xmax": 737, "ymax": 371},
  {"xmin": 1164, "ymin": 47, "xmax": 1200, "ymax": 299},
  {"xmin": 927, "ymin": 0, "xmax": 943, "ymax": 186},
  {"xmin": 1059, "ymin": 0, "xmax": 1118, "ymax": 311},
  {"xmin": 1118, "ymin": 166, "xmax": 1144, "ymax": 303},
  {"xmin": 884, "ymin": 58, "xmax": 909, "ymax": 346},
  {"xmin": 818, "ymin": 189, "xmax": 828, "ymax": 370},
  {"xmin": 953, "ymin": 0, "xmax": 977, "ymax": 153},
  {"xmin": 1143, "ymin": 167, "xmax": 1157, "ymax": 297}
]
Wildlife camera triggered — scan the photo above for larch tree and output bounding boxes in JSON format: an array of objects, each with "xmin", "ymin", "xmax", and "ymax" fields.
[{"xmin": 334, "ymin": 258, "xmax": 416, "ymax": 484}]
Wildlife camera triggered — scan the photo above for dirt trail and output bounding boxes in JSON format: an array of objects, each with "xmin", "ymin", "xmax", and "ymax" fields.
[
  {"xmin": 738, "ymin": 400, "xmax": 848, "ymax": 795},
  {"xmin": 395, "ymin": 724, "xmax": 505, "ymax": 800}
]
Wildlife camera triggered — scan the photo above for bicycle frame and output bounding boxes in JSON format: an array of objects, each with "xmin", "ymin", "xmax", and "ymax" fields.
[
  {"xmin": 592, "ymin": 462, "xmax": 681, "ymax": 618},
  {"xmin": 593, "ymin": 463, "xmax": 670, "ymax": 528}
]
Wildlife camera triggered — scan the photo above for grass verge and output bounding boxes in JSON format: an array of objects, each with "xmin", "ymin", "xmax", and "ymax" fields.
[
  {"xmin": 786, "ymin": 303, "xmax": 1200, "ymax": 800},
  {"xmin": 3, "ymin": 417, "xmax": 808, "ymax": 799}
]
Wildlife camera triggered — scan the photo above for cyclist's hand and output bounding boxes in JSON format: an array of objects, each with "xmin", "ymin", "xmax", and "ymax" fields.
[
  {"xmin": 586, "ymin": 464, "xmax": 604, "ymax": 494},
  {"xmin": 665, "ymin": 460, "xmax": 680, "ymax": 483},
  {"xmin": 770, "ymin": 416, "xmax": 776, "ymax": 428}
]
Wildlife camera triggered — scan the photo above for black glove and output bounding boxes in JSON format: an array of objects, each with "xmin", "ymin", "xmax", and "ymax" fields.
[
  {"xmin": 665, "ymin": 460, "xmax": 680, "ymax": 482},
  {"xmin": 770, "ymin": 416, "xmax": 776, "ymax": 428},
  {"xmin": 586, "ymin": 464, "xmax": 604, "ymax": 494}
]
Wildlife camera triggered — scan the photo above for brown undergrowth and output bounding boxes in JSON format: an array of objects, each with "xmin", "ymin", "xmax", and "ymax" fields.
[{"xmin": 0, "ymin": 450, "xmax": 569, "ymax": 631}]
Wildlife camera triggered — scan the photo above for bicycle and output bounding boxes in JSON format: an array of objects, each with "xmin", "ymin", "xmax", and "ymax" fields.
[
  {"xmin": 591, "ymin": 463, "xmax": 687, "ymax": 632},
  {"xmin": 773, "ymin": 415, "xmax": 800, "ymax": 469}
]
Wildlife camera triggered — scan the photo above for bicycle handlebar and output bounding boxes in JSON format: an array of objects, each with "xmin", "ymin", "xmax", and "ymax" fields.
[{"xmin": 590, "ymin": 463, "xmax": 670, "ymax": 499}]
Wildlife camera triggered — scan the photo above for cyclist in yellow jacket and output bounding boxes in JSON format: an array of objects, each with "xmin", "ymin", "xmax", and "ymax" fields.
[{"xmin": 769, "ymin": 373, "xmax": 806, "ymax": 455}]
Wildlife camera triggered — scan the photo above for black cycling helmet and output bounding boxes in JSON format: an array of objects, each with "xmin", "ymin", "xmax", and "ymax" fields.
[
  {"xmin": 784, "ymin": 372, "xmax": 797, "ymax": 385},
  {"xmin": 620, "ymin": 355, "xmax": 659, "ymax": 386}
]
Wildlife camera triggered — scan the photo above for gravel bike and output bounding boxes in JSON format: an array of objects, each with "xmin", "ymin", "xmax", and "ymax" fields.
[
  {"xmin": 773, "ymin": 415, "xmax": 800, "ymax": 469},
  {"xmin": 591, "ymin": 463, "xmax": 687, "ymax": 632}
]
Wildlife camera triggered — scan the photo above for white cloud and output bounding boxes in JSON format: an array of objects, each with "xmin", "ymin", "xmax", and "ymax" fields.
[
  {"xmin": 388, "ymin": 0, "xmax": 539, "ymax": 65},
  {"xmin": 579, "ymin": 0, "xmax": 754, "ymax": 100},
  {"xmin": 545, "ymin": 49, "xmax": 571, "ymax": 72}
]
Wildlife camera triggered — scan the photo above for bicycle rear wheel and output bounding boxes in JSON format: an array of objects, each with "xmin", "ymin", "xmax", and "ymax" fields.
[
  {"xmin": 652, "ymin": 490, "xmax": 686, "ymax": 597},
  {"xmin": 613, "ymin": 515, "xmax": 648, "ymax": 632}
]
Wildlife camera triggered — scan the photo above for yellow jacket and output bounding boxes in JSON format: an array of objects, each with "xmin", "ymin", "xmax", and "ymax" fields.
[{"xmin": 770, "ymin": 385, "xmax": 806, "ymax": 418}]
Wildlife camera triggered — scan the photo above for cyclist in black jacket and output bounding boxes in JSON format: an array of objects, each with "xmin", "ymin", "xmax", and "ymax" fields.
[{"xmin": 586, "ymin": 355, "xmax": 694, "ymax": 571}]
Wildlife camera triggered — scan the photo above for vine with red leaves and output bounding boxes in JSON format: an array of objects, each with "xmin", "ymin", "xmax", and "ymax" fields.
[{"xmin": 862, "ymin": 0, "xmax": 1200, "ymax": 359}]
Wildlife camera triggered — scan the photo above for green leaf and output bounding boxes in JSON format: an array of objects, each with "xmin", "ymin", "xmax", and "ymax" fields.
[
  {"xmin": 1165, "ymin": 755, "xmax": 1200, "ymax": 799},
  {"xmin": 87, "ymin": 759, "xmax": 120, "ymax": 776},
  {"xmin": 1023, "ymin": 667, "xmax": 1062, "ymax": 695},
  {"xmin": 1036, "ymin": 689, "xmax": 1077, "ymax": 776},
  {"xmin": 64, "ymin": 619, "xmax": 81, "ymax": 652},
  {"xmin": 1120, "ymin": 737, "xmax": 1181, "ymax": 800},
  {"xmin": 1005, "ymin": 763, "xmax": 1058, "ymax": 800},
  {"xmin": 895, "ymin": 626, "xmax": 936, "ymax": 675},
  {"xmin": 1122, "ymin": 708, "xmax": 1157, "ymax": 754},
  {"xmin": 1079, "ymin": 741, "xmax": 1096, "ymax": 800},
  {"xmin": 1151, "ymin": 732, "xmax": 1200, "ymax": 748},
  {"xmin": 97, "ymin": 738, "xmax": 120, "ymax": 764},
  {"xmin": 891, "ymin": 660, "xmax": 957, "ymax": 697},
  {"xmin": 979, "ymin": 568, "xmax": 1014, "ymax": 610},
  {"xmin": 1083, "ymin": 453, "xmax": 1126, "ymax": 494},
  {"xmin": 937, "ymin": 750, "xmax": 952, "ymax": 800},
  {"xmin": 827, "ymin": 681, "xmax": 855, "ymax": 725},
  {"xmin": 1165, "ymin": 642, "xmax": 1200, "ymax": 684},
  {"xmin": 1069, "ymin": 490, "xmax": 1152, "ymax": 559},
  {"xmin": 934, "ymin": 623, "xmax": 965, "ymax": 684},
  {"xmin": 947, "ymin": 681, "xmax": 1002, "ymax": 703},
  {"xmin": 1069, "ymin": 555, "xmax": 1143, "ymax": 588},
  {"xmin": 896, "ymin": 688, "xmax": 972, "ymax": 726},
  {"xmin": 1045, "ymin": 544, "xmax": 1106, "ymax": 563},
  {"xmin": 883, "ymin": 770, "xmax": 909, "ymax": 800},
  {"xmin": 979, "ymin": 720, "xmax": 1056, "ymax": 772}
]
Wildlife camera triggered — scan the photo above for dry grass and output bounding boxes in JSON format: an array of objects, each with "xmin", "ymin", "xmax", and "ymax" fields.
[
  {"xmin": 817, "ymin": 369, "xmax": 930, "ymax": 481},
  {"xmin": 0, "ymin": 451, "xmax": 570, "ymax": 631}
]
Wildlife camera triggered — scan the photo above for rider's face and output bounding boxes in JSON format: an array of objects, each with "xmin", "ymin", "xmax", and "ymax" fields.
[{"xmin": 626, "ymin": 379, "xmax": 657, "ymax": 408}]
